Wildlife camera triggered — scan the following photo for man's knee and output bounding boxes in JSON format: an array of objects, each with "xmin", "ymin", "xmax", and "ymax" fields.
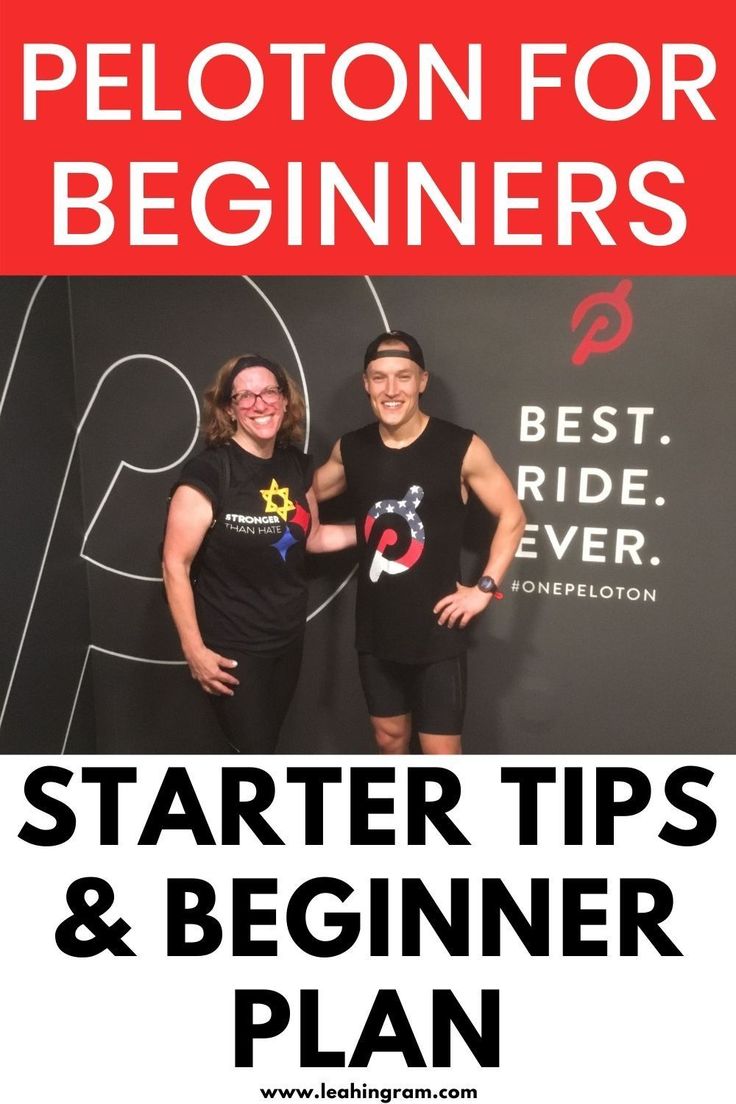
[
  {"xmin": 418, "ymin": 733, "xmax": 463, "ymax": 755},
  {"xmin": 371, "ymin": 714, "xmax": 411, "ymax": 754}
]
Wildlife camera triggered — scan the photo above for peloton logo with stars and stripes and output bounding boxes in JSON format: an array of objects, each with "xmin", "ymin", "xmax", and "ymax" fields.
[{"xmin": 364, "ymin": 485, "xmax": 426, "ymax": 583}]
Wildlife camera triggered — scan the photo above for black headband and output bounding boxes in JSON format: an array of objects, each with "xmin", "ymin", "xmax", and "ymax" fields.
[
  {"xmin": 225, "ymin": 355, "xmax": 288, "ymax": 401},
  {"xmin": 369, "ymin": 349, "xmax": 419, "ymax": 363},
  {"xmin": 363, "ymin": 330, "xmax": 425, "ymax": 372}
]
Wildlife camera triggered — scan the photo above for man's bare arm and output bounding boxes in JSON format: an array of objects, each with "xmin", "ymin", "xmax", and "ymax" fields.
[
  {"xmin": 434, "ymin": 435, "xmax": 526, "ymax": 628},
  {"xmin": 305, "ymin": 488, "xmax": 356, "ymax": 553},
  {"xmin": 462, "ymin": 434, "xmax": 526, "ymax": 583},
  {"xmin": 312, "ymin": 438, "xmax": 348, "ymax": 501}
]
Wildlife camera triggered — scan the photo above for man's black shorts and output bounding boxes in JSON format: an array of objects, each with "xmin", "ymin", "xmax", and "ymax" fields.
[{"xmin": 357, "ymin": 652, "xmax": 467, "ymax": 735}]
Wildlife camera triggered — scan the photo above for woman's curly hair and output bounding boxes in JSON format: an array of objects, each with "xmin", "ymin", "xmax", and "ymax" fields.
[{"xmin": 201, "ymin": 354, "xmax": 306, "ymax": 447}]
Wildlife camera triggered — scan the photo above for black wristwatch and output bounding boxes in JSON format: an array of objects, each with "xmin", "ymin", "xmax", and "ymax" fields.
[{"xmin": 477, "ymin": 575, "xmax": 498, "ymax": 595}]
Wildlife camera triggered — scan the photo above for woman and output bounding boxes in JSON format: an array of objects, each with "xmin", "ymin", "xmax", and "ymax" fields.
[{"xmin": 162, "ymin": 353, "xmax": 354, "ymax": 752}]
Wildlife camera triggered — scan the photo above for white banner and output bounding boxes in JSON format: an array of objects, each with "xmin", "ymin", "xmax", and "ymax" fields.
[{"xmin": 1, "ymin": 755, "xmax": 733, "ymax": 1103}]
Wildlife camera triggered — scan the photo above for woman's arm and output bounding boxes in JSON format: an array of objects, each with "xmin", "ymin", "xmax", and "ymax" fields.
[
  {"xmin": 162, "ymin": 485, "xmax": 240, "ymax": 695},
  {"xmin": 304, "ymin": 488, "xmax": 356, "ymax": 553}
]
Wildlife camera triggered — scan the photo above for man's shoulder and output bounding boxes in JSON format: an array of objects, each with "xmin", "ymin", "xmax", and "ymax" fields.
[
  {"xmin": 341, "ymin": 421, "xmax": 378, "ymax": 443},
  {"xmin": 427, "ymin": 417, "xmax": 475, "ymax": 448},
  {"xmin": 429, "ymin": 416, "xmax": 471, "ymax": 432}
]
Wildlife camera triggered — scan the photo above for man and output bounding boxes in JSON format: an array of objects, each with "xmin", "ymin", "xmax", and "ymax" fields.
[{"xmin": 314, "ymin": 330, "xmax": 525, "ymax": 754}]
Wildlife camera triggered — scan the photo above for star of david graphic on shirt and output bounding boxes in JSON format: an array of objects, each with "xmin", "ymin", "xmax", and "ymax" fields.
[
  {"xmin": 259, "ymin": 477, "xmax": 311, "ymax": 561},
  {"xmin": 364, "ymin": 485, "xmax": 426, "ymax": 582},
  {"xmin": 260, "ymin": 478, "xmax": 295, "ymax": 520}
]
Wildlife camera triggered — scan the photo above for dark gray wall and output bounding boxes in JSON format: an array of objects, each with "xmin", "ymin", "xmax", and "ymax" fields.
[
  {"xmin": 0, "ymin": 276, "xmax": 733, "ymax": 753},
  {"xmin": 0, "ymin": 278, "xmax": 94, "ymax": 752}
]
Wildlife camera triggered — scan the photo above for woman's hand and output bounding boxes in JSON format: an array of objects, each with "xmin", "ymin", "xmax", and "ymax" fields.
[{"xmin": 185, "ymin": 645, "xmax": 240, "ymax": 696}]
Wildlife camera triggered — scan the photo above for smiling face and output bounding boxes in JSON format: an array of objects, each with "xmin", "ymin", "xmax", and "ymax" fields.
[
  {"xmin": 229, "ymin": 365, "xmax": 287, "ymax": 456},
  {"xmin": 363, "ymin": 343, "xmax": 428, "ymax": 434}
]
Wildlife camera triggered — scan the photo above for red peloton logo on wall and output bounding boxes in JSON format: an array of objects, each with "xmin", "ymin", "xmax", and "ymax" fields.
[{"xmin": 571, "ymin": 279, "xmax": 633, "ymax": 366}]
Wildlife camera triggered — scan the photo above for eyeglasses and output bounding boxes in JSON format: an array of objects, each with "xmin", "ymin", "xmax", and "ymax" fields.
[{"xmin": 230, "ymin": 386, "xmax": 283, "ymax": 409}]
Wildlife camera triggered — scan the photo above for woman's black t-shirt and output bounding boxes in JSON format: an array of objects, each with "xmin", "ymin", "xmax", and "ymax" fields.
[{"xmin": 174, "ymin": 440, "xmax": 314, "ymax": 655}]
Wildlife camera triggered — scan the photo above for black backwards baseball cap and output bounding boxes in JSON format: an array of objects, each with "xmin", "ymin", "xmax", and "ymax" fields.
[
  {"xmin": 363, "ymin": 330, "xmax": 425, "ymax": 372},
  {"xmin": 225, "ymin": 354, "xmax": 288, "ymax": 399}
]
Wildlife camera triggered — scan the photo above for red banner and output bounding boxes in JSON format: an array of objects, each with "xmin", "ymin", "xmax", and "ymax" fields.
[{"xmin": 1, "ymin": 0, "xmax": 733, "ymax": 273}]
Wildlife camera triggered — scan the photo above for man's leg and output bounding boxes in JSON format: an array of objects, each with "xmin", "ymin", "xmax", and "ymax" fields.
[
  {"xmin": 418, "ymin": 732, "xmax": 462, "ymax": 755},
  {"xmin": 358, "ymin": 654, "xmax": 414, "ymax": 754},
  {"xmin": 415, "ymin": 654, "xmax": 467, "ymax": 755}
]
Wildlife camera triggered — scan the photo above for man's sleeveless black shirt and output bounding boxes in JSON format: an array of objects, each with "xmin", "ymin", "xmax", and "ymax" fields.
[{"xmin": 341, "ymin": 417, "xmax": 474, "ymax": 663}]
